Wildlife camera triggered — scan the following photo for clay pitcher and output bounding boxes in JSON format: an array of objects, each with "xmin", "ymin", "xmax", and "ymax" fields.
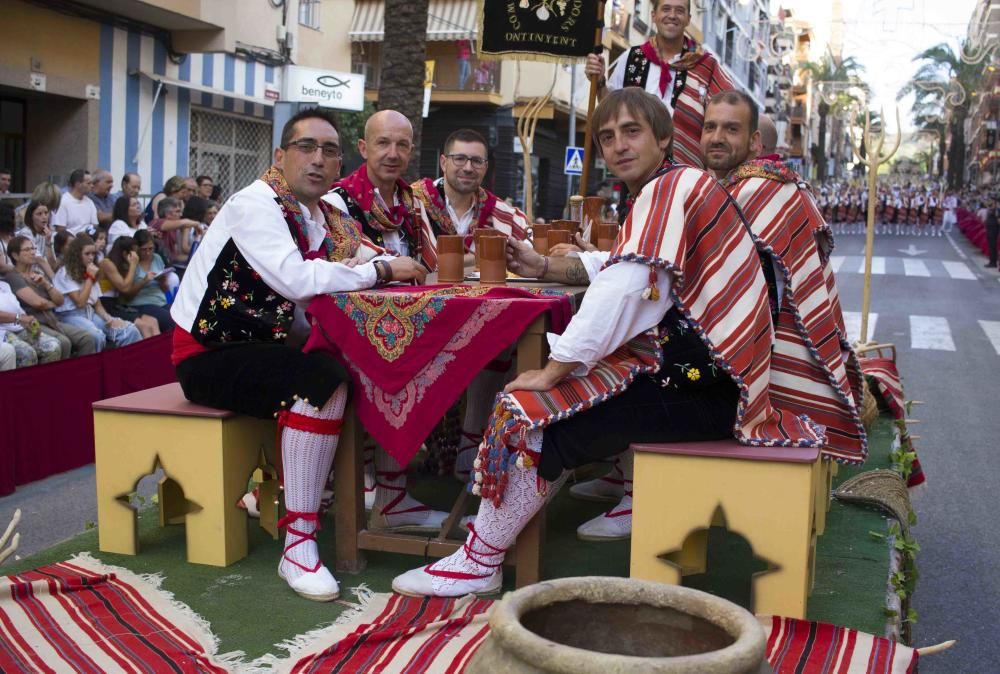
[
  {"xmin": 437, "ymin": 235, "xmax": 465, "ymax": 283},
  {"xmin": 583, "ymin": 196, "xmax": 607, "ymax": 244},
  {"xmin": 466, "ymin": 576, "xmax": 770, "ymax": 674}
]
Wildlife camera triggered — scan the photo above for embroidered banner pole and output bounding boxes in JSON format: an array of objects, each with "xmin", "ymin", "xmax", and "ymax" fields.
[{"xmin": 580, "ymin": 0, "xmax": 606, "ymax": 201}]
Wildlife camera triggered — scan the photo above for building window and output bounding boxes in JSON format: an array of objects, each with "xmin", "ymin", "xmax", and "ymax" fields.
[
  {"xmin": 189, "ymin": 108, "xmax": 272, "ymax": 200},
  {"xmin": 299, "ymin": 0, "xmax": 321, "ymax": 29}
]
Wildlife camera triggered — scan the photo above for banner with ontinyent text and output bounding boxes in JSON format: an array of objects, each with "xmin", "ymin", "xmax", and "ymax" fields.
[{"xmin": 479, "ymin": 0, "xmax": 598, "ymax": 63}]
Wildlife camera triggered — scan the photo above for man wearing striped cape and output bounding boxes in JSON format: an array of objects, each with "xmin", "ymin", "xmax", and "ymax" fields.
[
  {"xmin": 392, "ymin": 88, "xmax": 823, "ymax": 598},
  {"xmin": 701, "ymin": 92, "xmax": 867, "ymax": 468}
]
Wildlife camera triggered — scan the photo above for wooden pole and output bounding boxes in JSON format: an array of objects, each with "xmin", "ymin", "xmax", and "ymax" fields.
[
  {"xmin": 578, "ymin": 0, "xmax": 607, "ymax": 199},
  {"xmin": 849, "ymin": 107, "xmax": 901, "ymax": 347}
]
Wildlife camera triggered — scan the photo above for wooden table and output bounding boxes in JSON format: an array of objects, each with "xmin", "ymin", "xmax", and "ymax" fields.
[{"xmin": 332, "ymin": 274, "xmax": 587, "ymax": 587}]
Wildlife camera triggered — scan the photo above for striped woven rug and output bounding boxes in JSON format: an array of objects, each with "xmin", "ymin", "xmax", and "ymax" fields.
[
  {"xmin": 0, "ymin": 553, "xmax": 234, "ymax": 673},
  {"xmin": 274, "ymin": 593, "xmax": 917, "ymax": 674}
]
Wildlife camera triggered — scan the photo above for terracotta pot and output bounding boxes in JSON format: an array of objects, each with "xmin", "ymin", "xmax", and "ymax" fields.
[
  {"xmin": 597, "ymin": 223, "xmax": 620, "ymax": 252},
  {"xmin": 437, "ymin": 235, "xmax": 465, "ymax": 283},
  {"xmin": 531, "ymin": 223, "xmax": 551, "ymax": 255},
  {"xmin": 466, "ymin": 577, "xmax": 769, "ymax": 674},
  {"xmin": 478, "ymin": 235, "xmax": 507, "ymax": 285},
  {"xmin": 547, "ymin": 229, "xmax": 571, "ymax": 247}
]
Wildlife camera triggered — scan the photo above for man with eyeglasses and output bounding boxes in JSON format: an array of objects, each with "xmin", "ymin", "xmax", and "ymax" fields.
[
  {"xmin": 325, "ymin": 110, "xmax": 435, "ymax": 268},
  {"xmin": 170, "ymin": 107, "xmax": 427, "ymax": 603},
  {"xmin": 412, "ymin": 129, "xmax": 529, "ymax": 261},
  {"xmin": 584, "ymin": 0, "xmax": 734, "ymax": 170},
  {"xmin": 410, "ymin": 128, "xmax": 531, "ymax": 480}
]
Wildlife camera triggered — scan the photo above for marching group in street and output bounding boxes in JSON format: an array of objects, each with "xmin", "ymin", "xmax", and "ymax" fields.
[{"xmin": 813, "ymin": 182, "xmax": 957, "ymax": 237}]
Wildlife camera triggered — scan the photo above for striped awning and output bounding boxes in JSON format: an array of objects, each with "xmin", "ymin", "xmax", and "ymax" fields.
[{"xmin": 349, "ymin": 0, "xmax": 479, "ymax": 42}]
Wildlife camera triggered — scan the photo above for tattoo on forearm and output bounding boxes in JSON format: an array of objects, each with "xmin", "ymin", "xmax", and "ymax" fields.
[{"xmin": 565, "ymin": 262, "xmax": 590, "ymax": 285}]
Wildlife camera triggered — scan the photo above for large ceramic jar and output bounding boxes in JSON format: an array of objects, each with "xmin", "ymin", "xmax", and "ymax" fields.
[{"xmin": 466, "ymin": 576, "xmax": 769, "ymax": 674}]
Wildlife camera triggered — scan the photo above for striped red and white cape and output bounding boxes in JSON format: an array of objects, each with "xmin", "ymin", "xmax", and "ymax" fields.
[
  {"xmin": 727, "ymin": 160, "xmax": 868, "ymax": 465},
  {"xmin": 474, "ymin": 165, "xmax": 825, "ymax": 506},
  {"xmin": 670, "ymin": 52, "xmax": 736, "ymax": 169}
]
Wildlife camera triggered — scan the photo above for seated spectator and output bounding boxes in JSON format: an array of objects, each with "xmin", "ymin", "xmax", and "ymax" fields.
[
  {"xmin": 150, "ymin": 197, "xmax": 201, "ymax": 269},
  {"xmin": 53, "ymin": 230, "xmax": 75, "ymax": 269},
  {"xmin": 107, "ymin": 195, "xmax": 147, "ymax": 248},
  {"xmin": 98, "ymin": 235, "xmax": 164, "ymax": 336},
  {"xmin": 13, "ymin": 181, "xmax": 61, "ymax": 231},
  {"xmin": 196, "ymin": 175, "xmax": 214, "ymax": 200},
  {"xmin": 16, "ymin": 200, "xmax": 58, "ymax": 274},
  {"xmin": 181, "ymin": 196, "xmax": 215, "ymax": 258},
  {"xmin": 52, "ymin": 233, "xmax": 142, "ymax": 351},
  {"xmin": 123, "ymin": 230, "xmax": 175, "ymax": 331},
  {"xmin": 145, "ymin": 175, "xmax": 191, "ymax": 224},
  {"xmin": 88, "ymin": 169, "xmax": 117, "ymax": 226},
  {"xmin": 0, "ymin": 338, "xmax": 14, "ymax": 371},
  {"xmin": 0, "ymin": 203, "xmax": 14, "ymax": 274},
  {"xmin": 52, "ymin": 169, "xmax": 99, "ymax": 235},
  {"xmin": 0, "ymin": 277, "xmax": 62, "ymax": 367},
  {"xmin": 92, "ymin": 224, "xmax": 109, "ymax": 263},
  {"xmin": 5, "ymin": 235, "xmax": 97, "ymax": 357}
]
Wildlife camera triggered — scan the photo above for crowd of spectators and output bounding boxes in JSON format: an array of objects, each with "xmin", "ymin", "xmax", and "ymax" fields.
[{"xmin": 0, "ymin": 167, "xmax": 221, "ymax": 371}]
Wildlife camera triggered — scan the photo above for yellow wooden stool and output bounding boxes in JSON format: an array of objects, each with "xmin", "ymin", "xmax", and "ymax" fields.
[
  {"xmin": 93, "ymin": 383, "xmax": 275, "ymax": 567},
  {"xmin": 630, "ymin": 440, "xmax": 821, "ymax": 619}
]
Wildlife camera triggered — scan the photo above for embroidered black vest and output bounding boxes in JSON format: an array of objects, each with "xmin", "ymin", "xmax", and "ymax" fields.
[
  {"xmin": 623, "ymin": 45, "xmax": 689, "ymax": 110},
  {"xmin": 191, "ymin": 242, "xmax": 297, "ymax": 346},
  {"xmin": 330, "ymin": 185, "xmax": 419, "ymax": 253}
]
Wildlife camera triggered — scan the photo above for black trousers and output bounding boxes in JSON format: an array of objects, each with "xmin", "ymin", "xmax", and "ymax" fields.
[
  {"xmin": 538, "ymin": 374, "xmax": 740, "ymax": 481},
  {"xmin": 175, "ymin": 342, "xmax": 348, "ymax": 419},
  {"xmin": 987, "ymin": 222, "xmax": 999, "ymax": 266}
]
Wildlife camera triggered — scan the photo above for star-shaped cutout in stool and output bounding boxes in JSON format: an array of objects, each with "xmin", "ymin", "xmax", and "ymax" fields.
[{"xmin": 656, "ymin": 505, "xmax": 779, "ymax": 612}]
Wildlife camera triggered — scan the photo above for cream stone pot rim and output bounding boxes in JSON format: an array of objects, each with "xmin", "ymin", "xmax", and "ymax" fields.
[{"xmin": 485, "ymin": 576, "xmax": 767, "ymax": 674}]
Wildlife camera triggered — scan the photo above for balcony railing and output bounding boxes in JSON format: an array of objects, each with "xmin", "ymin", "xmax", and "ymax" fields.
[{"xmin": 436, "ymin": 58, "xmax": 501, "ymax": 94}]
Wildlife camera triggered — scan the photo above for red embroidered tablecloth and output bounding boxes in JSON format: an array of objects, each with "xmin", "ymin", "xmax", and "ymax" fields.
[{"xmin": 304, "ymin": 284, "xmax": 572, "ymax": 464}]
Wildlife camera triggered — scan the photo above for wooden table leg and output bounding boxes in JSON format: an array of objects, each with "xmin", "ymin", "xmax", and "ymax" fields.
[
  {"xmin": 334, "ymin": 404, "xmax": 367, "ymax": 574},
  {"xmin": 514, "ymin": 510, "xmax": 545, "ymax": 587}
]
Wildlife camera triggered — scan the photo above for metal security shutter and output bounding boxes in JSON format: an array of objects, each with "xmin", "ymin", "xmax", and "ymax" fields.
[{"xmin": 189, "ymin": 108, "xmax": 272, "ymax": 201}]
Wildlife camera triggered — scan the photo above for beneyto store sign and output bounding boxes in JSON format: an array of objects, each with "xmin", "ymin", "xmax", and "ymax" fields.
[{"xmin": 283, "ymin": 66, "xmax": 365, "ymax": 111}]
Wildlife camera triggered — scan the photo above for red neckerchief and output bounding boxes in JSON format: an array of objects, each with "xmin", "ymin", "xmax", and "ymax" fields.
[
  {"xmin": 639, "ymin": 37, "xmax": 703, "ymax": 97},
  {"xmin": 334, "ymin": 165, "xmax": 414, "ymax": 234},
  {"xmin": 757, "ymin": 153, "xmax": 781, "ymax": 162}
]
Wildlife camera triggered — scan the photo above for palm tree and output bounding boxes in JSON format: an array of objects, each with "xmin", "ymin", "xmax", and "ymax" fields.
[
  {"xmin": 801, "ymin": 49, "xmax": 866, "ymax": 181},
  {"xmin": 379, "ymin": 0, "xmax": 431, "ymax": 180},
  {"xmin": 898, "ymin": 42, "xmax": 984, "ymax": 189}
]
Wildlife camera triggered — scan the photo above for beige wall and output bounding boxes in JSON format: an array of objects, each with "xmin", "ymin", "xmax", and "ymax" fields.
[
  {"xmin": 0, "ymin": 0, "xmax": 101, "ymax": 100},
  {"xmin": 294, "ymin": 0, "xmax": 352, "ymax": 71}
]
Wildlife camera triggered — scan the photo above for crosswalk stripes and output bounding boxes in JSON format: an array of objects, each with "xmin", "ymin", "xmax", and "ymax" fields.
[
  {"xmin": 942, "ymin": 260, "xmax": 977, "ymax": 280},
  {"xmin": 856, "ymin": 256, "xmax": 885, "ymax": 275},
  {"xmin": 841, "ymin": 311, "xmax": 878, "ymax": 345},
  {"xmin": 902, "ymin": 259, "xmax": 930, "ymax": 277},
  {"xmin": 831, "ymin": 255, "xmax": 977, "ymax": 280},
  {"xmin": 979, "ymin": 321, "xmax": 1000, "ymax": 356},
  {"xmin": 910, "ymin": 315, "xmax": 956, "ymax": 351}
]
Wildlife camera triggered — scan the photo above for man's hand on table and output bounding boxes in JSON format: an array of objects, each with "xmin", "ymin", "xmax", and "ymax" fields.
[
  {"xmin": 549, "ymin": 233, "xmax": 597, "ymax": 257},
  {"xmin": 388, "ymin": 256, "xmax": 428, "ymax": 284},
  {"xmin": 503, "ymin": 360, "xmax": 580, "ymax": 393},
  {"xmin": 506, "ymin": 239, "xmax": 545, "ymax": 277}
]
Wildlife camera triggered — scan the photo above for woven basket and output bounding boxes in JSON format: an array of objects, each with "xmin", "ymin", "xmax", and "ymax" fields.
[{"xmin": 860, "ymin": 379, "xmax": 879, "ymax": 429}]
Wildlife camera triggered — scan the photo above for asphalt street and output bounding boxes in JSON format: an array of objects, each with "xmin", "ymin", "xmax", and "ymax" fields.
[
  {"xmin": 829, "ymin": 228, "xmax": 1000, "ymax": 672},
  {"xmin": 1, "ymin": 226, "xmax": 998, "ymax": 670}
]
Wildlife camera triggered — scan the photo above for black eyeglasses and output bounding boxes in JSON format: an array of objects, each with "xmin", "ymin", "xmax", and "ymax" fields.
[
  {"xmin": 285, "ymin": 138, "xmax": 343, "ymax": 159},
  {"xmin": 446, "ymin": 154, "xmax": 488, "ymax": 168}
]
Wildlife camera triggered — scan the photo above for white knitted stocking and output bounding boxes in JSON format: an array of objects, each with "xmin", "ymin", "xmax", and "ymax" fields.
[{"xmin": 280, "ymin": 384, "xmax": 347, "ymax": 583}]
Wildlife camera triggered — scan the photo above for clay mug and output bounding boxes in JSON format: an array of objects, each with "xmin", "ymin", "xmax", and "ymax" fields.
[
  {"xmin": 597, "ymin": 223, "xmax": 620, "ymax": 252},
  {"xmin": 437, "ymin": 235, "xmax": 465, "ymax": 283},
  {"xmin": 547, "ymin": 228, "xmax": 571, "ymax": 247},
  {"xmin": 531, "ymin": 223, "xmax": 551, "ymax": 255},
  {"xmin": 478, "ymin": 235, "xmax": 507, "ymax": 286}
]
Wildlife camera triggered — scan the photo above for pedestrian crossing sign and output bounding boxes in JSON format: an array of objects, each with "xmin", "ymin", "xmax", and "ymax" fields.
[{"xmin": 564, "ymin": 146, "xmax": 584, "ymax": 175}]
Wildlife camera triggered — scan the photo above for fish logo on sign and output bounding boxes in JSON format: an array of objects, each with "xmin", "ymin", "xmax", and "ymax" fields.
[{"xmin": 564, "ymin": 146, "xmax": 584, "ymax": 175}]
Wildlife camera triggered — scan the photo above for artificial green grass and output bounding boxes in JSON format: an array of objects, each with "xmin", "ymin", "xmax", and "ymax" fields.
[{"xmin": 4, "ymin": 418, "xmax": 902, "ymax": 660}]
